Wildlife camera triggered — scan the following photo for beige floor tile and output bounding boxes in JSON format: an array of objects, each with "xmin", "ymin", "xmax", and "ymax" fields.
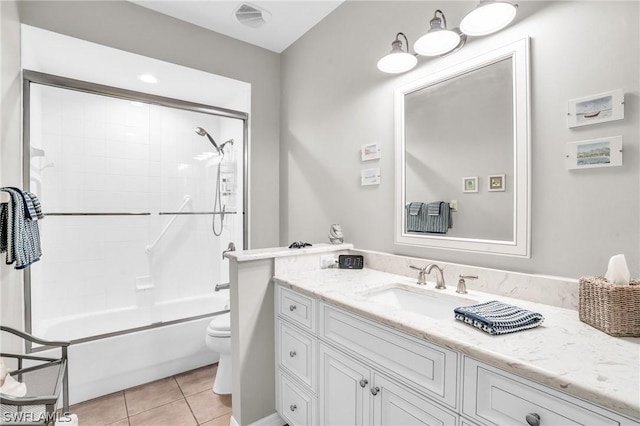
[
  {"xmin": 69, "ymin": 391, "xmax": 128, "ymax": 426},
  {"xmin": 185, "ymin": 390, "xmax": 232, "ymax": 424},
  {"xmin": 174, "ymin": 364, "xmax": 217, "ymax": 396},
  {"xmin": 106, "ymin": 419, "xmax": 130, "ymax": 426},
  {"xmin": 200, "ymin": 413, "xmax": 232, "ymax": 426},
  {"xmin": 128, "ymin": 399, "xmax": 196, "ymax": 426},
  {"xmin": 124, "ymin": 377, "xmax": 183, "ymax": 416}
]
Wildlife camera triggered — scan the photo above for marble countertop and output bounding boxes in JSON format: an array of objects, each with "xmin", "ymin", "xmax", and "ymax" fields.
[
  {"xmin": 225, "ymin": 243, "xmax": 353, "ymax": 262},
  {"xmin": 274, "ymin": 267, "xmax": 640, "ymax": 420}
]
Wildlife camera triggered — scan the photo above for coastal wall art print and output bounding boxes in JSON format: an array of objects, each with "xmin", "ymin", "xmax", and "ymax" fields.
[
  {"xmin": 567, "ymin": 89, "xmax": 624, "ymax": 128},
  {"xmin": 566, "ymin": 136, "xmax": 623, "ymax": 170}
]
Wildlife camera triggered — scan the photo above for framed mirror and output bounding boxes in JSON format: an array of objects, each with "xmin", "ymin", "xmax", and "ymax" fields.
[{"xmin": 394, "ymin": 38, "xmax": 530, "ymax": 257}]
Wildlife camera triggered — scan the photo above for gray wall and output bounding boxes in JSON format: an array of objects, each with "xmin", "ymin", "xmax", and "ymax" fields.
[
  {"xmin": 1, "ymin": 0, "xmax": 24, "ymax": 352},
  {"xmin": 18, "ymin": 0, "xmax": 281, "ymax": 250},
  {"xmin": 281, "ymin": 1, "xmax": 639, "ymax": 278}
]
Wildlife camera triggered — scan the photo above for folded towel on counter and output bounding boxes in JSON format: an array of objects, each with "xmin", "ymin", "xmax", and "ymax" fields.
[
  {"xmin": 454, "ymin": 300, "xmax": 544, "ymax": 335},
  {"xmin": 408, "ymin": 202, "xmax": 424, "ymax": 216},
  {"xmin": 0, "ymin": 187, "xmax": 43, "ymax": 269}
]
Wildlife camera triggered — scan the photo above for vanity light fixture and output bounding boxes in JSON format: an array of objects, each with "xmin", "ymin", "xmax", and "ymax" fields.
[
  {"xmin": 414, "ymin": 10, "xmax": 465, "ymax": 57},
  {"xmin": 377, "ymin": 32, "xmax": 417, "ymax": 74},
  {"xmin": 377, "ymin": 2, "xmax": 517, "ymax": 74},
  {"xmin": 460, "ymin": 0, "xmax": 518, "ymax": 36}
]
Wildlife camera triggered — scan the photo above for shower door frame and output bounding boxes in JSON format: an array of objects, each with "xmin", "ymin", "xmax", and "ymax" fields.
[{"xmin": 22, "ymin": 70, "xmax": 249, "ymax": 350}]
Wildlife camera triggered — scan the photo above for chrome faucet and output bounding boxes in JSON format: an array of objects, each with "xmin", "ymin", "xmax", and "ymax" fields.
[
  {"xmin": 222, "ymin": 242, "xmax": 236, "ymax": 259},
  {"xmin": 425, "ymin": 264, "xmax": 446, "ymax": 289},
  {"xmin": 409, "ymin": 263, "xmax": 446, "ymax": 288}
]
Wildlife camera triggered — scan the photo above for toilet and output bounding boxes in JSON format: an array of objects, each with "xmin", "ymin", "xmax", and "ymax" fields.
[{"xmin": 205, "ymin": 312, "xmax": 232, "ymax": 395}]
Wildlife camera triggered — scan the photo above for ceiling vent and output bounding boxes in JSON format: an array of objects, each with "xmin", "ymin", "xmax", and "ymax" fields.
[{"xmin": 234, "ymin": 3, "xmax": 272, "ymax": 29}]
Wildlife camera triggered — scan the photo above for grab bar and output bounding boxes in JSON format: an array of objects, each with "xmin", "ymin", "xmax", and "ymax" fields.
[
  {"xmin": 158, "ymin": 211, "xmax": 237, "ymax": 215},
  {"xmin": 145, "ymin": 196, "xmax": 191, "ymax": 254},
  {"xmin": 44, "ymin": 212, "xmax": 151, "ymax": 216}
]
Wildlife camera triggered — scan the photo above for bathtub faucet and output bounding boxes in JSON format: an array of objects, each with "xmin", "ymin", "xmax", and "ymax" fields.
[{"xmin": 215, "ymin": 282, "xmax": 230, "ymax": 292}]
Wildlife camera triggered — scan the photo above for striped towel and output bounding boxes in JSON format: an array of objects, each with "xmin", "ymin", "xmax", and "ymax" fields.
[
  {"xmin": 0, "ymin": 188, "xmax": 43, "ymax": 269},
  {"xmin": 454, "ymin": 300, "xmax": 544, "ymax": 335},
  {"xmin": 426, "ymin": 202, "xmax": 441, "ymax": 216},
  {"xmin": 408, "ymin": 202, "xmax": 424, "ymax": 216},
  {"xmin": 406, "ymin": 201, "xmax": 452, "ymax": 234}
]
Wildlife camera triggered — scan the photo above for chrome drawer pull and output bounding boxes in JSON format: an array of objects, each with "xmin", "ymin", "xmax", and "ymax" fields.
[
  {"xmin": 359, "ymin": 379, "xmax": 368, "ymax": 388},
  {"xmin": 370, "ymin": 386, "xmax": 380, "ymax": 396},
  {"xmin": 290, "ymin": 404, "xmax": 297, "ymax": 412},
  {"xmin": 526, "ymin": 413, "xmax": 541, "ymax": 426},
  {"xmin": 289, "ymin": 305, "xmax": 297, "ymax": 311},
  {"xmin": 289, "ymin": 350, "xmax": 297, "ymax": 358}
]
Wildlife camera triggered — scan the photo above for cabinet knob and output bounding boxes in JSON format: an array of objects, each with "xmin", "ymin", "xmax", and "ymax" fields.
[
  {"xmin": 290, "ymin": 404, "xmax": 297, "ymax": 412},
  {"xmin": 359, "ymin": 379, "xmax": 368, "ymax": 388},
  {"xmin": 370, "ymin": 386, "xmax": 380, "ymax": 396},
  {"xmin": 289, "ymin": 305, "xmax": 297, "ymax": 311},
  {"xmin": 525, "ymin": 413, "xmax": 541, "ymax": 426},
  {"xmin": 289, "ymin": 350, "xmax": 297, "ymax": 358}
]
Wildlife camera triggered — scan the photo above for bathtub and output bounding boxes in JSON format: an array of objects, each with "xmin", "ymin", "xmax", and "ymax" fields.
[{"xmin": 34, "ymin": 290, "xmax": 230, "ymax": 405}]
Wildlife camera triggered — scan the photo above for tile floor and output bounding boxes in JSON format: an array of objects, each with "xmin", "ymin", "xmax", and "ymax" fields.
[{"xmin": 69, "ymin": 364, "xmax": 230, "ymax": 426}]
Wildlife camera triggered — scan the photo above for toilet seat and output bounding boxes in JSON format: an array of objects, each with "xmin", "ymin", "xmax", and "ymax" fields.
[{"xmin": 207, "ymin": 313, "xmax": 230, "ymax": 337}]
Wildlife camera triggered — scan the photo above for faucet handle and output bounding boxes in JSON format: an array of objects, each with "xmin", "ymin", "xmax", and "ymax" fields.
[
  {"xmin": 409, "ymin": 265, "xmax": 427, "ymax": 285},
  {"xmin": 457, "ymin": 274, "xmax": 478, "ymax": 294}
]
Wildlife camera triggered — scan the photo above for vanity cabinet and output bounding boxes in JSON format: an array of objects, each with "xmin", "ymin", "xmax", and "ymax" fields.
[{"xmin": 276, "ymin": 285, "xmax": 640, "ymax": 426}]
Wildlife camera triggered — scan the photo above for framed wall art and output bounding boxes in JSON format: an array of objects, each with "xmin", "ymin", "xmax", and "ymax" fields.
[
  {"xmin": 567, "ymin": 89, "xmax": 624, "ymax": 128},
  {"xmin": 488, "ymin": 174, "xmax": 506, "ymax": 192},
  {"xmin": 566, "ymin": 136, "xmax": 623, "ymax": 170},
  {"xmin": 462, "ymin": 176, "xmax": 478, "ymax": 193}
]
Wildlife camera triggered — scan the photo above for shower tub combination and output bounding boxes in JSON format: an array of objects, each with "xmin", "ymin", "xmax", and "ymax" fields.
[{"xmin": 24, "ymin": 71, "xmax": 247, "ymax": 404}]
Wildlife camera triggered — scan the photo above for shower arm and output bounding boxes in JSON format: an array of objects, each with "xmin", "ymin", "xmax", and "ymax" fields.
[{"xmin": 145, "ymin": 196, "xmax": 192, "ymax": 254}]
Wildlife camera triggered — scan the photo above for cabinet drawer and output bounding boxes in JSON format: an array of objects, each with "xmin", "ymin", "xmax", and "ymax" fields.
[
  {"xmin": 278, "ymin": 320, "xmax": 317, "ymax": 391},
  {"xmin": 278, "ymin": 286, "xmax": 316, "ymax": 332},
  {"xmin": 319, "ymin": 303, "xmax": 458, "ymax": 409},
  {"xmin": 279, "ymin": 372, "xmax": 317, "ymax": 426},
  {"xmin": 463, "ymin": 357, "xmax": 630, "ymax": 426}
]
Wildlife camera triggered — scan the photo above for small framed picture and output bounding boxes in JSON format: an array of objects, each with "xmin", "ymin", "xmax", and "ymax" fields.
[
  {"xmin": 566, "ymin": 136, "xmax": 623, "ymax": 170},
  {"xmin": 567, "ymin": 89, "xmax": 624, "ymax": 128},
  {"xmin": 488, "ymin": 174, "xmax": 506, "ymax": 192},
  {"xmin": 462, "ymin": 176, "xmax": 478, "ymax": 193},
  {"xmin": 361, "ymin": 168, "xmax": 381, "ymax": 186},
  {"xmin": 361, "ymin": 143, "xmax": 381, "ymax": 161}
]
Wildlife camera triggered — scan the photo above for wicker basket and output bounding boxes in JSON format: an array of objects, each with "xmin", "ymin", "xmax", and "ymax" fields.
[{"xmin": 578, "ymin": 276, "xmax": 640, "ymax": 337}]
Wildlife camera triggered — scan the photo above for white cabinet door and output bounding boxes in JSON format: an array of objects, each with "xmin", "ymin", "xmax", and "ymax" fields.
[
  {"xmin": 372, "ymin": 373, "xmax": 458, "ymax": 426},
  {"xmin": 319, "ymin": 343, "xmax": 371, "ymax": 426}
]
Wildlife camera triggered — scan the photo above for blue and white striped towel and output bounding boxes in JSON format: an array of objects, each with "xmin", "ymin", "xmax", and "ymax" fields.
[
  {"xmin": 454, "ymin": 300, "xmax": 544, "ymax": 335},
  {"xmin": 0, "ymin": 188, "xmax": 43, "ymax": 269},
  {"xmin": 426, "ymin": 202, "xmax": 441, "ymax": 216}
]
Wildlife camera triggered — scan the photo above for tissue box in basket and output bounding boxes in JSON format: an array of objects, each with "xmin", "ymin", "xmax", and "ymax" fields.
[{"xmin": 578, "ymin": 276, "xmax": 640, "ymax": 337}]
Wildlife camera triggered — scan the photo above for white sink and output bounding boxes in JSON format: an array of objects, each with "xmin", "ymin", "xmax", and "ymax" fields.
[{"xmin": 364, "ymin": 285, "xmax": 476, "ymax": 319}]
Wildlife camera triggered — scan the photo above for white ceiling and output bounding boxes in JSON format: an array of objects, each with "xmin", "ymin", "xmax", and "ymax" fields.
[{"xmin": 130, "ymin": 0, "xmax": 344, "ymax": 53}]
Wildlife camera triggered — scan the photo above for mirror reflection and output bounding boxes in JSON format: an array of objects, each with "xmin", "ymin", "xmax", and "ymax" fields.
[
  {"xmin": 395, "ymin": 38, "xmax": 530, "ymax": 257},
  {"xmin": 404, "ymin": 57, "xmax": 514, "ymax": 241}
]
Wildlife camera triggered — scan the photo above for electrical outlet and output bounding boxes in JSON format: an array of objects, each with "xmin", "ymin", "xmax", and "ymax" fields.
[{"xmin": 320, "ymin": 255, "xmax": 338, "ymax": 269}]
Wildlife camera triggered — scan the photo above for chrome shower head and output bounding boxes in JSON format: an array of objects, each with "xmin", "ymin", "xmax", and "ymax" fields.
[{"xmin": 194, "ymin": 127, "xmax": 220, "ymax": 152}]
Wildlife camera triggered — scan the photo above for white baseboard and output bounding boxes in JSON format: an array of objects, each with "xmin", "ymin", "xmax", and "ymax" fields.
[{"xmin": 231, "ymin": 412, "xmax": 285, "ymax": 426}]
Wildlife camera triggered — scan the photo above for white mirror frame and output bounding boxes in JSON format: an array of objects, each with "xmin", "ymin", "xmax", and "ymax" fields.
[{"xmin": 394, "ymin": 37, "xmax": 530, "ymax": 257}]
